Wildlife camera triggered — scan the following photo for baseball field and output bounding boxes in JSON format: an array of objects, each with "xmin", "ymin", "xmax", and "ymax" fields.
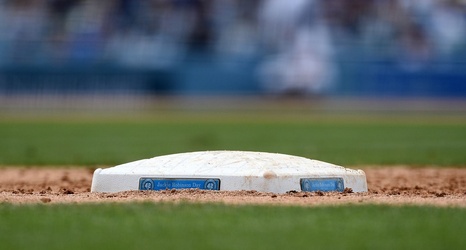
[{"xmin": 1, "ymin": 99, "xmax": 465, "ymax": 249}]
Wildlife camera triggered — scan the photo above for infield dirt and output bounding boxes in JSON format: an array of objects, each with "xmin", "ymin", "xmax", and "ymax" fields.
[{"xmin": 0, "ymin": 167, "xmax": 465, "ymax": 207}]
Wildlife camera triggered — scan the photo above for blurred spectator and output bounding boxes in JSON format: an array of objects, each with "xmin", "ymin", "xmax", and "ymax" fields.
[
  {"xmin": 429, "ymin": 0, "xmax": 466, "ymax": 58},
  {"xmin": 0, "ymin": 0, "xmax": 464, "ymax": 86},
  {"xmin": 0, "ymin": 0, "xmax": 47, "ymax": 64},
  {"xmin": 258, "ymin": 0, "xmax": 336, "ymax": 96},
  {"xmin": 397, "ymin": 21, "xmax": 433, "ymax": 72}
]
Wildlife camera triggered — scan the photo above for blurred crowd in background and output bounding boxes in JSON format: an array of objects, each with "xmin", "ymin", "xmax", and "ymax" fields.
[{"xmin": 0, "ymin": 0, "xmax": 465, "ymax": 96}]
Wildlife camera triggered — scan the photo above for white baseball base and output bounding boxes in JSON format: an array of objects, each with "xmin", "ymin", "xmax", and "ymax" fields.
[{"xmin": 91, "ymin": 151, "xmax": 367, "ymax": 193}]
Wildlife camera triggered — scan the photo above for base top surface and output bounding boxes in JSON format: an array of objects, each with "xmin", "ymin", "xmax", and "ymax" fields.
[{"xmin": 100, "ymin": 151, "xmax": 356, "ymax": 177}]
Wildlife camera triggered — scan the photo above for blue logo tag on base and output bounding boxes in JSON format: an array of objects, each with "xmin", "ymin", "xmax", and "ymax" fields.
[
  {"xmin": 300, "ymin": 178, "xmax": 344, "ymax": 192},
  {"xmin": 139, "ymin": 178, "xmax": 220, "ymax": 191}
]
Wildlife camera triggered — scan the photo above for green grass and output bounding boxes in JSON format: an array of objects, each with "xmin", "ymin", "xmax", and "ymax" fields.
[
  {"xmin": 0, "ymin": 203, "xmax": 464, "ymax": 250},
  {"xmin": 0, "ymin": 114, "xmax": 465, "ymax": 166},
  {"xmin": 1, "ymin": 114, "xmax": 465, "ymax": 250}
]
